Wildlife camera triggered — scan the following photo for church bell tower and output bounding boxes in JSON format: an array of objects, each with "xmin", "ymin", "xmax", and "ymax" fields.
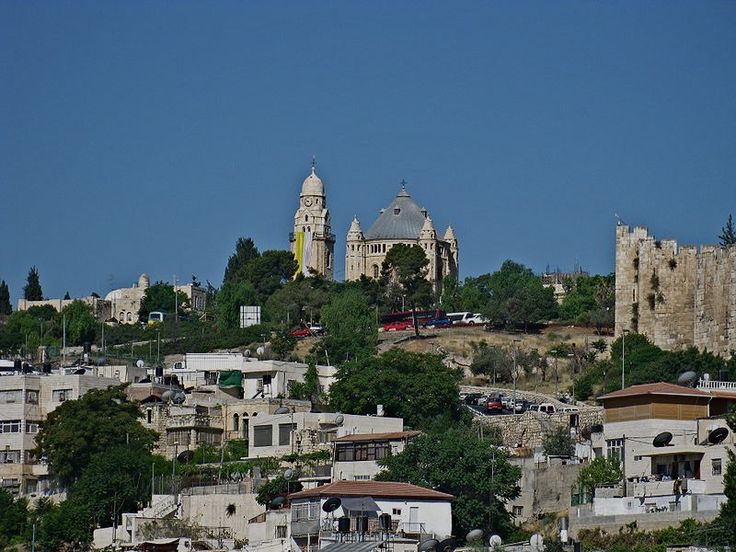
[{"xmin": 289, "ymin": 161, "xmax": 335, "ymax": 280}]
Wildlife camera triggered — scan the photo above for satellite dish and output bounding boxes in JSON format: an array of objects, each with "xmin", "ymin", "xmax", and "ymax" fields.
[
  {"xmin": 136, "ymin": 359, "xmax": 145, "ymax": 369},
  {"xmin": 161, "ymin": 390, "xmax": 175, "ymax": 403},
  {"xmin": 172, "ymin": 391, "xmax": 186, "ymax": 404},
  {"xmin": 677, "ymin": 371, "xmax": 697, "ymax": 386},
  {"xmin": 708, "ymin": 427, "xmax": 729, "ymax": 444},
  {"xmin": 653, "ymin": 432, "xmax": 673, "ymax": 447},
  {"xmin": 270, "ymin": 496, "xmax": 286, "ymax": 508},
  {"xmin": 489, "ymin": 535, "xmax": 503, "ymax": 548},
  {"xmin": 335, "ymin": 414, "xmax": 345, "ymax": 426},
  {"xmin": 322, "ymin": 497, "xmax": 341, "ymax": 512},
  {"xmin": 274, "ymin": 406, "xmax": 290, "ymax": 414},
  {"xmin": 465, "ymin": 529, "xmax": 483, "ymax": 543},
  {"xmin": 284, "ymin": 469, "xmax": 294, "ymax": 480},
  {"xmin": 177, "ymin": 450, "xmax": 195, "ymax": 463},
  {"xmin": 530, "ymin": 534, "xmax": 544, "ymax": 551},
  {"xmin": 256, "ymin": 346, "xmax": 265, "ymax": 357},
  {"xmin": 418, "ymin": 539, "xmax": 439, "ymax": 552},
  {"xmin": 244, "ymin": 349, "xmax": 251, "ymax": 357}
]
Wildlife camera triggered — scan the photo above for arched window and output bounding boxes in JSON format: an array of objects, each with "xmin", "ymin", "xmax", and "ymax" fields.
[
  {"xmin": 305, "ymin": 215, "xmax": 309, "ymax": 222},
  {"xmin": 119, "ymin": 311, "xmax": 125, "ymax": 321},
  {"xmin": 127, "ymin": 312, "xmax": 133, "ymax": 322},
  {"xmin": 373, "ymin": 265, "xmax": 379, "ymax": 279},
  {"xmin": 382, "ymin": 244, "xmax": 386, "ymax": 253},
  {"xmin": 233, "ymin": 413, "xmax": 239, "ymax": 432}
]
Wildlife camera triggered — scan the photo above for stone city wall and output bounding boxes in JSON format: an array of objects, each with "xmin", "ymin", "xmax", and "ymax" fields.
[{"xmin": 615, "ymin": 225, "xmax": 736, "ymax": 357}]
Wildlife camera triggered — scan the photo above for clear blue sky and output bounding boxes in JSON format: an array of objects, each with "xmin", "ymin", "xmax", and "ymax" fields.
[{"xmin": 2, "ymin": 1, "xmax": 735, "ymax": 302}]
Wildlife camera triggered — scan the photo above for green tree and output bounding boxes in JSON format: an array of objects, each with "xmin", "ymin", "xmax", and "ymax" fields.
[
  {"xmin": 480, "ymin": 261, "xmax": 557, "ymax": 332},
  {"xmin": 318, "ymin": 288, "xmax": 377, "ymax": 364},
  {"xmin": 577, "ymin": 457, "xmax": 623, "ymax": 495},
  {"xmin": 35, "ymin": 385, "xmax": 158, "ymax": 486},
  {"xmin": 381, "ymin": 244, "xmax": 433, "ymax": 312},
  {"xmin": 329, "ymin": 349, "xmax": 462, "ymax": 429},
  {"xmin": 542, "ymin": 426, "xmax": 575, "ymax": 457},
  {"xmin": 376, "ymin": 426, "xmax": 521, "ymax": 538},
  {"xmin": 265, "ymin": 278, "xmax": 331, "ymax": 325},
  {"xmin": 24, "ymin": 266, "xmax": 43, "ymax": 301},
  {"xmin": 33, "ymin": 497, "xmax": 95, "ymax": 552},
  {"xmin": 243, "ymin": 250, "xmax": 299, "ymax": 301},
  {"xmin": 719, "ymin": 213, "xmax": 736, "ymax": 247},
  {"xmin": 59, "ymin": 300, "xmax": 97, "ymax": 346},
  {"xmin": 138, "ymin": 282, "xmax": 190, "ymax": 321},
  {"xmin": 270, "ymin": 328, "xmax": 297, "ymax": 360},
  {"xmin": 470, "ymin": 343, "xmax": 513, "ymax": 383},
  {"xmin": 73, "ymin": 445, "xmax": 153, "ymax": 527},
  {"xmin": 223, "ymin": 237, "xmax": 260, "ymax": 285},
  {"xmin": 0, "ymin": 489, "xmax": 29, "ymax": 548},
  {"xmin": 216, "ymin": 280, "xmax": 258, "ymax": 330},
  {"xmin": 288, "ymin": 362, "xmax": 322, "ymax": 404},
  {"xmin": 0, "ymin": 280, "xmax": 12, "ymax": 315},
  {"xmin": 439, "ymin": 275, "xmax": 463, "ymax": 312},
  {"xmin": 255, "ymin": 476, "xmax": 303, "ymax": 506}
]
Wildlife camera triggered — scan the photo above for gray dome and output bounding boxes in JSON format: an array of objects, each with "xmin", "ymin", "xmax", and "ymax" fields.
[{"xmin": 365, "ymin": 186, "xmax": 427, "ymax": 240}]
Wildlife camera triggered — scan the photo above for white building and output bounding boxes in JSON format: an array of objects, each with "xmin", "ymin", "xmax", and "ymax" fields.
[
  {"xmin": 288, "ymin": 480, "xmax": 454, "ymax": 552},
  {"xmin": 169, "ymin": 354, "xmax": 336, "ymax": 398},
  {"xmin": 332, "ymin": 431, "xmax": 420, "ymax": 482},
  {"xmin": 248, "ymin": 412, "xmax": 404, "ymax": 459},
  {"xmin": 0, "ymin": 370, "xmax": 119, "ymax": 495}
]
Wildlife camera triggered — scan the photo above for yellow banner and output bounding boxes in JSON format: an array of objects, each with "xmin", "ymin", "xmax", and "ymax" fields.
[{"xmin": 294, "ymin": 231, "xmax": 305, "ymax": 279}]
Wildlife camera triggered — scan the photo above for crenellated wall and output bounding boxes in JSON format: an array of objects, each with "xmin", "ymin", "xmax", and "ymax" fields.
[{"xmin": 615, "ymin": 225, "xmax": 736, "ymax": 357}]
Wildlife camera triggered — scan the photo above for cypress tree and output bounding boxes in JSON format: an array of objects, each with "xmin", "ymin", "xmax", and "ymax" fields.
[
  {"xmin": 23, "ymin": 266, "xmax": 43, "ymax": 301},
  {"xmin": 719, "ymin": 214, "xmax": 736, "ymax": 246},
  {"xmin": 0, "ymin": 280, "xmax": 11, "ymax": 315}
]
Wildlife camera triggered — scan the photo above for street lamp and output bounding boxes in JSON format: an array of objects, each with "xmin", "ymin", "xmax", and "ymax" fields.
[
  {"xmin": 550, "ymin": 350, "xmax": 559, "ymax": 395},
  {"xmin": 567, "ymin": 353, "xmax": 575, "ymax": 404},
  {"xmin": 512, "ymin": 340, "xmax": 520, "ymax": 414}
]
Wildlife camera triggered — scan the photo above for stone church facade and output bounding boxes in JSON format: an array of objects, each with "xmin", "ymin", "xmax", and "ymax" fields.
[
  {"xmin": 345, "ymin": 183, "xmax": 458, "ymax": 294},
  {"xmin": 289, "ymin": 165, "xmax": 335, "ymax": 280},
  {"xmin": 615, "ymin": 224, "xmax": 736, "ymax": 357}
]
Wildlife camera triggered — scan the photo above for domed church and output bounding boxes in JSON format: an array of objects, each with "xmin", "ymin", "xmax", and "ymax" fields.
[{"xmin": 345, "ymin": 181, "xmax": 458, "ymax": 293}]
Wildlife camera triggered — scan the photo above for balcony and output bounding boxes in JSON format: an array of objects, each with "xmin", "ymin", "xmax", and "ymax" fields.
[{"xmin": 697, "ymin": 379, "xmax": 736, "ymax": 392}]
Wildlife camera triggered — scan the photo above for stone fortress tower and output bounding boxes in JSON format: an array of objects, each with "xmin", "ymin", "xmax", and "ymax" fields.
[
  {"xmin": 345, "ymin": 181, "xmax": 458, "ymax": 294},
  {"xmin": 289, "ymin": 162, "xmax": 335, "ymax": 280},
  {"xmin": 615, "ymin": 223, "xmax": 736, "ymax": 358}
]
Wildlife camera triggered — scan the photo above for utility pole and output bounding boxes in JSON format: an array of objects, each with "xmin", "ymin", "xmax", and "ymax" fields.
[
  {"xmin": 174, "ymin": 275, "xmax": 178, "ymax": 323},
  {"xmin": 512, "ymin": 341, "xmax": 519, "ymax": 414},
  {"xmin": 62, "ymin": 314, "xmax": 66, "ymax": 366}
]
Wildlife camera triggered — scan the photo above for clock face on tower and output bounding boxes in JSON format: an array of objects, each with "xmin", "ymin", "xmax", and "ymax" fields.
[{"xmin": 304, "ymin": 198, "xmax": 313, "ymax": 207}]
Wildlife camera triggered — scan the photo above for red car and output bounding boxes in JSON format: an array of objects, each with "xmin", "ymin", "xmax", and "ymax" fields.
[
  {"xmin": 383, "ymin": 320, "xmax": 414, "ymax": 331},
  {"xmin": 484, "ymin": 397, "xmax": 504, "ymax": 414},
  {"xmin": 289, "ymin": 328, "xmax": 312, "ymax": 338}
]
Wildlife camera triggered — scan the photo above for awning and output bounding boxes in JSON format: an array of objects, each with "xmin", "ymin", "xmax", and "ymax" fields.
[
  {"xmin": 321, "ymin": 541, "xmax": 384, "ymax": 552},
  {"xmin": 339, "ymin": 496, "xmax": 381, "ymax": 513}
]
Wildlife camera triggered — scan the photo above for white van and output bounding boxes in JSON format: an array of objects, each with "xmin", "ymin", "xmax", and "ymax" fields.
[
  {"xmin": 447, "ymin": 312, "xmax": 488, "ymax": 326},
  {"xmin": 534, "ymin": 403, "xmax": 557, "ymax": 415}
]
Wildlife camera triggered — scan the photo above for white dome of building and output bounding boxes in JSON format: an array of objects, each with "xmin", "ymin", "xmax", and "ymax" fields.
[{"xmin": 301, "ymin": 166, "xmax": 324, "ymax": 197}]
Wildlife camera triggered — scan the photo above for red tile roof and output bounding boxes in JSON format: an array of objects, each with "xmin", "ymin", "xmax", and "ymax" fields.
[
  {"xmin": 598, "ymin": 382, "xmax": 710, "ymax": 401},
  {"xmin": 334, "ymin": 431, "xmax": 421, "ymax": 443},
  {"xmin": 288, "ymin": 480, "xmax": 454, "ymax": 502}
]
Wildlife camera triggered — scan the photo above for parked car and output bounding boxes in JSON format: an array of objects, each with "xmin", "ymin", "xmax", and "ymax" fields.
[
  {"xmin": 463, "ymin": 393, "xmax": 483, "ymax": 405},
  {"xmin": 467, "ymin": 313, "xmax": 489, "ymax": 325},
  {"xmin": 424, "ymin": 317, "xmax": 452, "ymax": 329},
  {"xmin": 484, "ymin": 396, "xmax": 504, "ymax": 414},
  {"xmin": 383, "ymin": 320, "xmax": 414, "ymax": 332},
  {"xmin": 289, "ymin": 324, "xmax": 324, "ymax": 338}
]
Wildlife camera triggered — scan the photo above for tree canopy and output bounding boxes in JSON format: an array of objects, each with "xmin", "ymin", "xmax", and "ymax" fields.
[
  {"xmin": 35, "ymin": 385, "xmax": 157, "ymax": 486},
  {"xmin": 381, "ymin": 244, "xmax": 433, "ymax": 310},
  {"xmin": 216, "ymin": 280, "xmax": 258, "ymax": 330},
  {"xmin": 60, "ymin": 300, "xmax": 97, "ymax": 346},
  {"xmin": 542, "ymin": 426, "xmax": 575, "ymax": 457},
  {"xmin": 480, "ymin": 260, "xmax": 558, "ymax": 331},
  {"xmin": 329, "ymin": 349, "xmax": 462, "ymax": 429},
  {"xmin": 23, "ymin": 266, "xmax": 43, "ymax": 301},
  {"xmin": 138, "ymin": 282, "xmax": 190, "ymax": 321},
  {"xmin": 376, "ymin": 426, "xmax": 521, "ymax": 538},
  {"xmin": 719, "ymin": 213, "xmax": 736, "ymax": 246},
  {"xmin": 317, "ymin": 288, "xmax": 378, "ymax": 364},
  {"xmin": 0, "ymin": 280, "xmax": 11, "ymax": 315}
]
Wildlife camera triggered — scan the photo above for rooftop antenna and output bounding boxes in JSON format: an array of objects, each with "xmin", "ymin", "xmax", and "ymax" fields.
[{"xmin": 615, "ymin": 212, "xmax": 625, "ymax": 226}]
